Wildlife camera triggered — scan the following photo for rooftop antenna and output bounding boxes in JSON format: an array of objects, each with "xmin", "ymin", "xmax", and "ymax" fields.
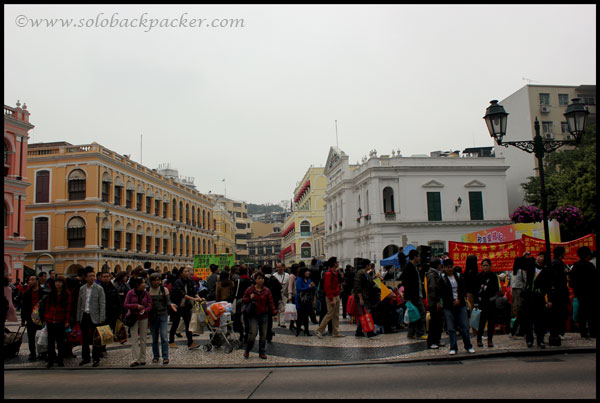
[
  {"xmin": 522, "ymin": 77, "xmax": 540, "ymax": 84},
  {"xmin": 335, "ymin": 120, "xmax": 339, "ymax": 147}
]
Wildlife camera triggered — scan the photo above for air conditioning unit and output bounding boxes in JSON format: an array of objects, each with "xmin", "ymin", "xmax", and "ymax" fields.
[
  {"xmin": 540, "ymin": 105, "xmax": 551, "ymax": 113},
  {"xmin": 544, "ymin": 132, "xmax": 554, "ymax": 139}
]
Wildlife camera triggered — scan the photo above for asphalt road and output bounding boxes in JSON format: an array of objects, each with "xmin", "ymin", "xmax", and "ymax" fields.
[{"xmin": 4, "ymin": 353, "xmax": 595, "ymax": 399}]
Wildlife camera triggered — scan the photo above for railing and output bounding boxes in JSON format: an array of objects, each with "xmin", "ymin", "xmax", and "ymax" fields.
[{"xmin": 4, "ymin": 106, "xmax": 16, "ymax": 117}]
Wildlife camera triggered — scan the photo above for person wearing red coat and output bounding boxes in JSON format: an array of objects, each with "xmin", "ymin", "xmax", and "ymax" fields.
[
  {"xmin": 43, "ymin": 276, "xmax": 71, "ymax": 368},
  {"xmin": 242, "ymin": 272, "xmax": 276, "ymax": 359}
]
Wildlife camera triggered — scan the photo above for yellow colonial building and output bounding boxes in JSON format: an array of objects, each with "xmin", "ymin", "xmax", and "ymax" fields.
[
  {"xmin": 24, "ymin": 142, "xmax": 216, "ymax": 275},
  {"xmin": 213, "ymin": 201, "xmax": 236, "ymax": 255},
  {"xmin": 279, "ymin": 167, "xmax": 327, "ymax": 265}
]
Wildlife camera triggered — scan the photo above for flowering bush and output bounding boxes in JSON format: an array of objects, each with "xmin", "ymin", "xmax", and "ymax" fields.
[
  {"xmin": 510, "ymin": 205, "xmax": 544, "ymax": 223},
  {"xmin": 549, "ymin": 205, "xmax": 583, "ymax": 226},
  {"xmin": 385, "ymin": 211, "xmax": 396, "ymax": 216}
]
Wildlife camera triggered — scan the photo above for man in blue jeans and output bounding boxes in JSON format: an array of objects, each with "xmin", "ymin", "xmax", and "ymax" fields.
[{"xmin": 438, "ymin": 259, "xmax": 475, "ymax": 355}]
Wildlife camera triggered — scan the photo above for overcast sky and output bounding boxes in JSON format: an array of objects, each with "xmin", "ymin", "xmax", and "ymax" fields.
[{"xmin": 5, "ymin": 4, "xmax": 596, "ymax": 204}]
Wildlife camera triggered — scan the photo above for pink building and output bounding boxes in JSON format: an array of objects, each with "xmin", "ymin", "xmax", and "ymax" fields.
[{"xmin": 4, "ymin": 101, "xmax": 34, "ymax": 282}]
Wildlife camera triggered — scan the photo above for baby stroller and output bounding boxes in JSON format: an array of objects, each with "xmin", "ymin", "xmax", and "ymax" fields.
[
  {"xmin": 203, "ymin": 302, "xmax": 240, "ymax": 354},
  {"xmin": 3, "ymin": 325, "xmax": 26, "ymax": 360}
]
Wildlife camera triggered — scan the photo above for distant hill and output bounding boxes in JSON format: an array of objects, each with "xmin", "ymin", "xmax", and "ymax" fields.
[{"xmin": 248, "ymin": 203, "xmax": 286, "ymax": 215}]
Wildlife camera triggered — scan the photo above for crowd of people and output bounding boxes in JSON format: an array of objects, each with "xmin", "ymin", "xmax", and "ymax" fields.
[{"xmin": 1, "ymin": 245, "xmax": 596, "ymax": 366}]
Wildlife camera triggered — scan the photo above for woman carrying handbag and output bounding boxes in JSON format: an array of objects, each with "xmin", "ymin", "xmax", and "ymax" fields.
[{"xmin": 124, "ymin": 278, "xmax": 152, "ymax": 367}]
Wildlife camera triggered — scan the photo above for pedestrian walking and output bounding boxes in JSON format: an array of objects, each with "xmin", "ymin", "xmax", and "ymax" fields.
[
  {"xmin": 98, "ymin": 271, "xmax": 121, "ymax": 357},
  {"xmin": 206, "ymin": 264, "xmax": 219, "ymax": 301},
  {"xmin": 295, "ymin": 267, "xmax": 315, "ymax": 336},
  {"xmin": 426, "ymin": 258, "xmax": 444, "ymax": 349},
  {"xmin": 509, "ymin": 255, "xmax": 528, "ymax": 338},
  {"xmin": 287, "ymin": 264, "xmax": 298, "ymax": 332},
  {"xmin": 148, "ymin": 273, "xmax": 178, "ymax": 364},
  {"xmin": 233, "ymin": 265, "xmax": 254, "ymax": 346},
  {"xmin": 21, "ymin": 275, "xmax": 47, "ymax": 361},
  {"xmin": 315, "ymin": 257, "xmax": 345, "ymax": 339},
  {"xmin": 438, "ymin": 259, "xmax": 475, "ymax": 355},
  {"xmin": 476, "ymin": 258, "xmax": 500, "ymax": 348},
  {"xmin": 521, "ymin": 253, "xmax": 550, "ymax": 348},
  {"xmin": 168, "ymin": 266, "xmax": 202, "ymax": 350},
  {"xmin": 76, "ymin": 267, "xmax": 106, "ymax": 367},
  {"xmin": 273, "ymin": 263, "xmax": 290, "ymax": 328},
  {"xmin": 399, "ymin": 250, "xmax": 427, "ymax": 340},
  {"xmin": 341, "ymin": 265, "xmax": 355, "ymax": 319},
  {"xmin": 569, "ymin": 246, "xmax": 597, "ymax": 339},
  {"xmin": 124, "ymin": 277, "xmax": 152, "ymax": 367},
  {"xmin": 43, "ymin": 276, "xmax": 71, "ymax": 368},
  {"xmin": 548, "ymin": 247, "xmax": 570, "ymax": 346},
  {"xmin": 242, "ymin": 272, "xmax": 277, "ymax": 359},
  {"xmin": 263, "ymin": 265, "xmax": 281, "ymax": 343},
  {"xmin": 353, "ymin": 259, "xmax": 380, "ymax": 339}
]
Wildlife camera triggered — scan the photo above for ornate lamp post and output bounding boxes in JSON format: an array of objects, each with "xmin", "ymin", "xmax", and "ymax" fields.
[{"xmin": 483, "ymin": 98, "xmax": 589, "ymax": 265}]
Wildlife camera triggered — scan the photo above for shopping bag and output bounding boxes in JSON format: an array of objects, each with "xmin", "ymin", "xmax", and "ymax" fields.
[
  {"xmin": 114, "ymin": 319, "xmax": 127, "ymax": 343},
  {"xmin": 572, "ymin": 297, "xmax": 579, "ymax": 322},
  {"xmin": 94, "ymin": 325, "xmax": 114, "ymax": 346},
  {"xmin": 188, "ymin": 309, "xmax": 199, "ymax": 333},
  {"xmin": 197, "ymin": 304, "xmax": 207, "ymax": 324},
  {"xmin": 347, "ymin": 294, "xmax": 358, "ymax": 317},
  {"xmin": 404, "ymin": 309, "xmax": 409, "ymax": 324},
  {"xmin": 35, "ymin": 326, "xmax": 48, "ymax": 354},
  {"xmin": 359, "ymin": 307, "xmax": 375, "ymax": 333},
  {"xmin": 284, "ymin": 303, "xmax": 297, "ymax": 321},
  {"xmin": 66, "ymin": 323, "xmax": 82, "ymax": 345},
  {"xmin": 405, "ymin": 301, "xmax": 421, "ymax": 323},
  {"xmin": 469, "ymin": 307, "xmax": 481, "ymax": 330}
]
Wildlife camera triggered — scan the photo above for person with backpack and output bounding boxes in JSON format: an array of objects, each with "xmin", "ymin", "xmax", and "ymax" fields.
[
  {"xmin": 399, "ymin": 250, "xmax": 427, "ymax": 340},
  {"xmin": 148, "ymin": 273, "xmax": 178, "ymax": 365}
]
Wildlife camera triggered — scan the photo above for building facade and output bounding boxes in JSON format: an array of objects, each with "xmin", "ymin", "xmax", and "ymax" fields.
[
  {"xmin": 247, "ymin": 232, "xmax": 282, "ymax": 267},
  {"xmin": 24, "ymin": 142, "xmax": 216, "ymax": 275},
  {"xmin": 279, "ymin": 167, "xmax": 327, "ymax": 265},
  {"xmin": 208, "ymin": 195, "xmax": 251, "ymax": 262},
  {"xmin": 497, "ymin": 84, "xmax": 596, "ymax": 212},
  {"xmin": 213, "ymin": 201, "xmax": 236, "ymax": 255},
  {"xmin": 323, "ymin": 147, "xmax": 512, "ymax": 268},
  {"xmin": 4, "ymin": 102, "xmax": 34, "ymax": 281}
]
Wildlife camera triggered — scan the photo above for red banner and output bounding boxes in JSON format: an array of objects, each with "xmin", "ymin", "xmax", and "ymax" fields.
[
  {"xmin": 449, "ymin": 234, "xmax": 596, "ymax": 271},
  {"xmin": 521, "ymin": 234, "xmax": 596, "ymax": 265},
  {"xmin": 449, "ymin": 240, "xmax": 524, "ymax": 272}
]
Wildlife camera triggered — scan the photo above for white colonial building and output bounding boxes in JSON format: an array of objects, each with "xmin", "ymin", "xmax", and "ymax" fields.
[{"xmin": 323, "ymin": 147, "xmax": 512, "ymax": 268}]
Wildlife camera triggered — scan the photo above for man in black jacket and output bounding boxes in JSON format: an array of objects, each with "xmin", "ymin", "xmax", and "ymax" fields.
[
  {"xmin": 168, "ymin": 267, "xmax": 202, "ymax": 349},
  {"xmin": 20, "ymin": 275, "xmax": 48, "ymax": 361},
  {"xmin": 521, "ymin": 253, "xmax": 550, "ymax": 348},
  {"xmin": 262, "ymin": 265, "xmax": 281, "ymax": 342},
  {"xmin": 98, "ymin": 271, "xmax": 122, "ymax": 356},
  {"xmin": 569, "ymin": 246, "xmax": 596, "ymax": 339},
  {"xmin": 548, "ymin": 246, "xmax": 570, "ymax": 346},
  {"xmin": 206, "ymin": 265, "xmax": 219, "ymax": 301},
  {"xmin": 399, "ymin": 250, "xmax": 426, "ymax": 339},
  {"xmin": 426, "ymin": 258, "xmax": 444, "ymax": 349},
  {"xmin": 352, "ymin": 259, "xmax": 379, "ymax": 339}
]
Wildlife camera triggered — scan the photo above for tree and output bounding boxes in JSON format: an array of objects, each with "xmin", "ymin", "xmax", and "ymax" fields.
[{"xmin": 521, "ymin": 123, "xmax": 596, "ymax": 241}]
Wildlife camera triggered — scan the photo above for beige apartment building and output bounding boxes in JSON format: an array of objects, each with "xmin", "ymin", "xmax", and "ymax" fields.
[
  {"xmin": 208, "ymin": 195, "xmax": 251, "ymax": 262},
  {"xmin": 213, "ymin": 201, "xmax": 236, "ymax": 255},
  {"xmin": 497, "ymin": 84, "xmax": 596, "ymax": 212}
]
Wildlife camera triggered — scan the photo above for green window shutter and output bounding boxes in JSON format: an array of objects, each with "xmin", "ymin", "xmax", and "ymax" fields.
[
  {"xmin": 469, "ymin": 191, "xmax": 484, "ymax": 220},
  {"xmin": 427, "ymin": 192, "xmax": 442, "ymax": 221}
]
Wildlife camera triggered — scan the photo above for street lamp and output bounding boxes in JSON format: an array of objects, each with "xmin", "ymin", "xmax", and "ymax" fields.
[
  {"xmin": 483, "ymin": 98, "xmax": 589, "ymax": 265},
  {"xmin": 358, "ymin": 207, "xmax": 362, "ymax": 217}
]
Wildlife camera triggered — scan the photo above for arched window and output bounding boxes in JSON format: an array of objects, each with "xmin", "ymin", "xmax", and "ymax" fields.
[
  {"xmin": 136, "ymin": 225, "xmax": 143, "ymax": 251},
  {"xmin": 163, "ymin": 232, "xmax": 169, "ymax": 255},
  {"xmin": 101, "ymin": 172, "xmax": 112, "ymax": 202},
  {"xmin": 146, "ymin": 227, "xmax": 152, "ymax": 253},
  {"xmin": 192, "ymin": 207, "xmax": 196, "ymax": 226},
  {"xmin": 179, "ymin": 234, "xmax": 183, "ymax": 256},
  {"xmin": 202, "ymin": 210, "xmax": 206, "ymax": 229},
  {"xmin": 300, "ymin": 220, "xmax": 311, "ymax": 235},
  {"xmin": 186, "ymin": 236, "xmax": 190, "ymax": 257},
  {"xmin": 113, "ymin": 221, "xmax": 124, "ymax": 250},
  {"xmin": 172, "ymin": 199, "xmax": 177, "ymax": 220},
  {"xmin": 155, "ymin": 230, "xmax": 161, "ymax": 254},
  {"xmin": 35, "ymin": 170, "xmax": 50, "ymax": 203},
  {"xmin": 213, "ymin": 242, "xmax": 216, "ymax": 254},
  {"xmin": 192, "ymin": 237, "xmax": 196, "ymax": 256},
  {"xmin": 102, "ymin": 218, "xmax": 112, "ymax": 249},
  {"xmin": 207, "ymin": 212, "xmax": 211, "ymax": 230},
  {"xmin": 68, "ymin": 169, "xmax": 86, "ymax": 201},
  {"xmin": 67, "ymin": 217, "xmax": 86, "ymax": 248},
  {"xmin": 34, "ymin": 217, "xmax": 49, "ymax": 250},
  {"xmin": 179, "ymin": 201, "xmax": 183, "ymax": 223},
  {"xmin": 125, "ymin": 224, "xmax": 133, "ymax": 250},
  {"xmin": 203, "ymin": 239, "xmax": 206, "ymax": 254},
  {"xmin": 186, "ymin": 204, "xmax": 190, "ymax": 225},
  {"xmin": 383, "ymin": 187, "xmax": 395, "ymax": 213},
  {"xmin": 301, "ymin": 242, "xmax": 311, "ymax": 258}
]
